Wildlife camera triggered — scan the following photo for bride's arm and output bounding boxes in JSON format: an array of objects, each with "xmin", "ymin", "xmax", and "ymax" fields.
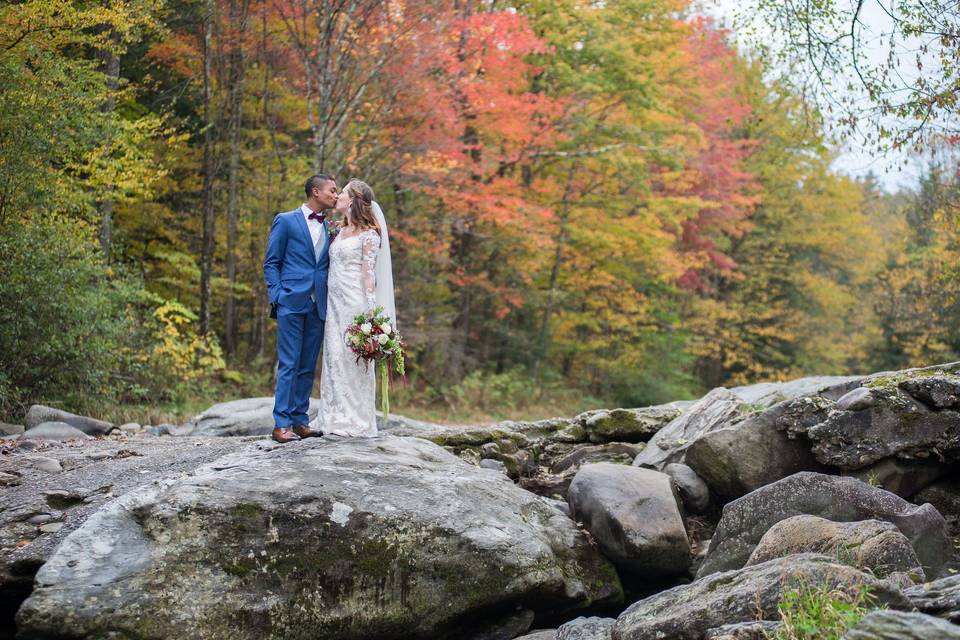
[{"xmin": 360, "ymin": 230, "xmax": 380, "ymax": 311}]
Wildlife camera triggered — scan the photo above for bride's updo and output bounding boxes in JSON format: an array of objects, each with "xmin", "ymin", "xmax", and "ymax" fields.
[{"xmin": 345, "ymin": 179, "xmax": 380, "ymax": 236}]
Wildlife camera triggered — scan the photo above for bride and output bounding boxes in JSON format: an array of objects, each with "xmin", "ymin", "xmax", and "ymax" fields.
[{"xmin": 310, "ymin": 179, "xmax": 395, "ymax": 438}]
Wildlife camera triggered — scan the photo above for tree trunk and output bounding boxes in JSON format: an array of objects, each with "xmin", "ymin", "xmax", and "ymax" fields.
[
  {"xmin": 96, "ymin": 25, "xmax": 120, "ymax": 262},
  {"xmin": 199, "ymin": 6, "xmax": 216, "ymax": 335},
  {"xmin": 224, "ymin": 0, "xmax": 248, "ymax": 354},
  {"xmin": 534, "ymin": 163, "xmax": 577, "ymax": 378}
]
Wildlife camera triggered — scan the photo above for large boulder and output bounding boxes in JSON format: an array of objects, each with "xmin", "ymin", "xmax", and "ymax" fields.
[
  {"xmin": 24, "ymin": 405, "xmax": 113, "ymax": 436},
  {"xmin": 745, "ymin": 515, "xmax": 924, "ymax": 581},
  {"xmin": 567, "ymin": 463, "xmax": 690, "ymax": 577},
  {"xmin": 0, "ymin": 435, "xmax": 253, "ymax": 638},
  {"xmin": 697, "ymin": 472, "xmax": 951, "ymax": 579},
  {"xmin": 683, "ymin": 396, "xmax": 828, "ymax": 501},
  {"xmin": 728, "ymin": 374, "xmax": 863, "ymax": 407},
  {"xmin": 785, "ymin": 368, "xmax": 960, "ymax": 470},
  {"xmin": 632, "ymin": 388, "xmax": 744, "ymax": 470},
  {"xmin": 17, "ymin": 436, "xmax": 622, "ymax": 640},
  {"xmin": 578, "ymin": 407, "xmax": 682, "ymax": 444},
  {"xmin": 19, "ymin": 422, "xmax": 91, "ymax": 441},
  {"xmin": 174, "ymin": 396, "xmax": 324, "ymax": 437},
  {"xmin": 904, "ymin": 574, "xmax": 960, "ymax": 623},
  {"xmin": 610, "ymin": 554, "xmax": 909, "ymax": 640},
  {"xmin": 842, "ymin": 610, "xmax": 960, "ymax": 640}
]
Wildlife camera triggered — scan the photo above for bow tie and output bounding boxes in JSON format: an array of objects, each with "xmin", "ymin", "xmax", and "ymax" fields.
[{"xmin": 308, "ymin": 211, "xmax": 325, "ymax": 223}]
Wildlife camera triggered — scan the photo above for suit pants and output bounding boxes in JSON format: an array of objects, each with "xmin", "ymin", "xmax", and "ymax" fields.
[{"xmin": 272, "ymin": 303, "xmax": 324, "ymax": 428}]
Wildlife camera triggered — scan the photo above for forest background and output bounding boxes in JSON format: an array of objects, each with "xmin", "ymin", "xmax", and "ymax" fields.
[{"xmin": 1, "ymin": 0, "xmax": 958, "ymax": 426}]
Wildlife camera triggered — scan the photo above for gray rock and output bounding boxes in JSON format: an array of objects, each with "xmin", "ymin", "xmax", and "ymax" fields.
[
  {"xmin": 663, "ymin": 463, "xmax": 710, "ymax": 514},
  {"xmin": 557, "ymin": 616, "xmax": 614, "ymax": 640},
  {"xmin": 578, "ymin": 407, "xmax": 681, "ymax": 443},
  {"xmin": 842, "ymin": 610, "xmax": 960, "ymax": 639},
  {"xmin": 568, "ymin": 463, "xmax": 690, "ymax": 577},
  {"xmin": 24, "ymin": 405, "xmax": 113, "ymax": 436},
  {"xmin": 550, "ymin": 443, "xmax": 644, "ymax": 474},
  {"xmin": 28, "ymin": 457, "xmax": 63, "ymax": 474},
  {"xmin": 174, "ymin": 396, "xmax": 324, "ymax": 436},
  {"xmin": 633, "ymin": 388, "xmax": 745, "ymax": 470},
  {"xmin": 850, "ymin": 458, "xmax": 949, "ymax": 498},
  {"xmin": 746, "ymin": 515, "xmax": 924, "ymax": 580},
  {"xmin": 900, "ymin": 375, "xmax": 960, "ymax": 410},
  {"xmin": 0, "ymin": 422, "xmax": 24, "ymax": 436},
  {"xmin": 17, "ymin": 436, "xmax": 622, "ymax": 639},
  {"xmin": 514, "ymin": 631, "xmax": 557, "ymax": 640},
  {"xmin": 479, "ymin": 458, "xmax": 508, "ymax": 474},
  {"xmin": 837, "ymin": 386, "xmax": 878, "ymax": 411},
  {"xmin": 118, "ymin": 423, "xmax": 141, "ymax": 434},
  {"xmin": 611, "ymin": 554, "xmax": 909, "ymax": 640},
  {"xmin": 147, "ymin": 423, "xmax": 175, "ymax": 436},
  {"xmin": 27, "ymin": 514, "xmax": 55, "ymax": 525},
  {"xmin": 705, "ymin": 621, "xmax": 782, "ymax": 640},
  {"xmin": 19, "ymin": 422, "xmax": 91, "ymax": 441},
  {"xmin": 729, "ymin": 375, "xmax": 864, "ymax": 407},
  {"xmin": 684, "ymin": 397, "xmax": 828, "ymax": 501},
  {"xmin": 787, "ymin": 370, "xmax": 960, "ymax": 470},
  {"xmin": 904, "ymin": 574, "xmax": 960, "ymax": 623},
  {"xmin": 698, "ymin": 472, "xmax": 951, "ymax": 579}
]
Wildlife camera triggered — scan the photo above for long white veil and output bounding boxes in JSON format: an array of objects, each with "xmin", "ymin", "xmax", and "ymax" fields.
[{"xmin": 371, "ymin": 201, "xmax": 396, "ymax": 325}]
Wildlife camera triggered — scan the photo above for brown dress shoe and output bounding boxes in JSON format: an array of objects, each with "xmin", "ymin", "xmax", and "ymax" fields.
[
  {"xmin": 272, "ymin": 427, "xmax": 301, "ymax": 443},
  {"xmin": 292, "ymin": 425, "xmax": 323, "ymax": 439}
]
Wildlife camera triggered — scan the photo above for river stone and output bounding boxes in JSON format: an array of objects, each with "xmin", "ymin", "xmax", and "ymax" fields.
[
  {"xmin": 550, "ymin": 443, "xmax": 644, "ymax": 474},
  {"xmin": 842, "ymin": 610, "xmax": 960, "ymax": 639},
  {"xmin": 515, "ymin": 632, "xmax": 557, "ymax": 640},
  {"xmin": 663, "ymin": 463, "xmax": 710, "ymax": 514},
  {"xmin": 697, "ymin": 471, "xmax": 951, "ymax": 579},
  {"xmin": 19, "ymin": 422, "xmax": 91, "ymax": 441},
  {"xmin": 837, "ymin": 387, "xmax": 878, "ymax": 411},
  {"xmin": 567, "ymin": 463, "xmax": 690, "ymax": 577},
  {"xmin": 17, "ymin": 436, "xmax": 622, "ymax": 640},
  {"xmin": 24, "ymin": 405, "xmax": 113, "ymax": 436},
  {"xmin": 611, "ymin": 554, "xmax": 909, "ymax": 640},
  {"xmin": 0, "ymin": 423, "xmax": 24, "ymax": 436},
  {"xmin": 705, "ymin": 621, "xmax": 782, "ymax": 640},
  {"xmin": 579, "ymin": 407, "xmax": 680, "ymax": 444},
  {"xmin": 904, "ymin": 574, "xmax": 960, "ymax": 623},
  {"xmin": 684, "ymin": 397, "xmax": 828, "ymax": 501},
  {"xmin": 557, "ymin": 615, "xmax": 614, "ymax": 640},
  {"xmin": 745, "ymin": 515, "xmax": 924, "ymax": 580},
  {"xmin": 632, "ymin": 388, "xmax": 744, "ymax": 470}
]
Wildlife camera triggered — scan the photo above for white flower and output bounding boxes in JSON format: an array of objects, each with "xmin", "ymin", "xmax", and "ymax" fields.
[
  {"xmin": 360, "ymin": 323, "xmax": 372, "ymax": 334},
  {"xmin": 376, "ymin": 333, "xmax": 389, "ymax": 345},
  {"xmin": 380, "ymin": 323, "xmax": 392, "ymax": 335}
]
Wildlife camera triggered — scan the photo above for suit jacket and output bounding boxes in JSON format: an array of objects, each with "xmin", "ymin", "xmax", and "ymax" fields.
[{"xmin": 263, "ymin": 208, "xmax": 331, "ymax": 319}]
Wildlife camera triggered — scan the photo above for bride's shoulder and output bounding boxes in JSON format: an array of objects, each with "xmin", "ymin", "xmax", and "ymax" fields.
[{"xmin": 360, "ymin": 228, "xmax": 381, "ymax": 244}]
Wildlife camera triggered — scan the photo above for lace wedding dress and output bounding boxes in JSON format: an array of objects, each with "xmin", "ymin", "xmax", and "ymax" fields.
[{"xmin": 311, "ymin": 229, "xmax": 381, "ymax": 437}]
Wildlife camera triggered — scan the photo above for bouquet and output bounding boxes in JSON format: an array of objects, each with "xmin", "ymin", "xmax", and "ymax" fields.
[{"xmin": 345, "ymin": 306, "xmax": 405, "ymax": 424}]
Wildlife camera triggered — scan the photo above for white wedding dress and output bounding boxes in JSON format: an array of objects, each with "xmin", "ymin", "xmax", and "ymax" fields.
[{"xmin": 311, "ymin": 228, "xmax": 381, "ymax": 437}]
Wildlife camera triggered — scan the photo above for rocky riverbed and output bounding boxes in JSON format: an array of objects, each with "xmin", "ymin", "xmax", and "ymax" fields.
[{"xmin": 3, "ymin": 362, "xmax": 960, "ymax": 639}]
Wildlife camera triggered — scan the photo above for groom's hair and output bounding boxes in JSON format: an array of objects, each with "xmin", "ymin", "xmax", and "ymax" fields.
[{"xmin": 304, "ymin": 174, "xmax": 335, "ymax": 199}]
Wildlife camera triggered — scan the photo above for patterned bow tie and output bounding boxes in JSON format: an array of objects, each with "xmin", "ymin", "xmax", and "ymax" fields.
[{"xmin": 308, "ymin": 211, "xmax": 325, "ymax": 224}]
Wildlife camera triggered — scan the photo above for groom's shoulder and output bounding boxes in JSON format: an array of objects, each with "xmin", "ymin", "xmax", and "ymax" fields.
[{"xmin": 271, "ymin": 208, "xmax": 301, "ymax": 224}]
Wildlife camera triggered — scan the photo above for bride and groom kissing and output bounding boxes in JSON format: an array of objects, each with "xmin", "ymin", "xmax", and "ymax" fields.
[{"xmin": 263, "ymin": 174, "xmax": 395, "ymax": 444}]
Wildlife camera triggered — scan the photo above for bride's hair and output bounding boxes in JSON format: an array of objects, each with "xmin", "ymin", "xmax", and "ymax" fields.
[{"xmin": 344, "ymin": 179, "xmax": 380, "ymax": 235}]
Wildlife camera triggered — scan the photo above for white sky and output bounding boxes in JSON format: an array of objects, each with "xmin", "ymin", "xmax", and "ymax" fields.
[{"xmin": 703, "ymin": 0, "xmax": 934, "ymax": 193}]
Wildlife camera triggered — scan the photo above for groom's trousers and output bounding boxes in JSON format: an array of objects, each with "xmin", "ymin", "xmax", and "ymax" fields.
[{"xmin": 273, "ymin": 304, "xmax": 324, "ymax": 428}]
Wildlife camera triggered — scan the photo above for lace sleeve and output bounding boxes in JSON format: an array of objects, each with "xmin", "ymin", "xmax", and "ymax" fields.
[{"xmin": 361, "ymin": 230, "xmax": 380, "ymax": 310}]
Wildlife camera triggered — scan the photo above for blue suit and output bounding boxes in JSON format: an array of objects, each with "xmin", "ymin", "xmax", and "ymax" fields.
[{"xmin": 263, "ymin": 208, "xmax": 330, "ymax": 428}]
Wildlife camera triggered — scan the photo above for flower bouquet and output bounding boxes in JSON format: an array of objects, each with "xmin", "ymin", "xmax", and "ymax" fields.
[{"xmin": 345, "ymin": 306, "xmax": 405, "ymax": 424}]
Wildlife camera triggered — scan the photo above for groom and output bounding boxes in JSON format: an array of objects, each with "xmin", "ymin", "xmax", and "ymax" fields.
[{"xmin": 263, "ymin": 174, "xmax": 338, "ymax": 443}]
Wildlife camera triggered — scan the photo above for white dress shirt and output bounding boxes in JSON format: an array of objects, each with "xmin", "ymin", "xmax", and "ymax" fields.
[{"xmin": 300, "ymin": 203, "xmax": 324, "ymax": 249}]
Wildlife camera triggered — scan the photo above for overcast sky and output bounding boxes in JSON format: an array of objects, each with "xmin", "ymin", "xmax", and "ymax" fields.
[{"xmin": 703, "ymin": 0, "xmax": 933, "ymax": 193}]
